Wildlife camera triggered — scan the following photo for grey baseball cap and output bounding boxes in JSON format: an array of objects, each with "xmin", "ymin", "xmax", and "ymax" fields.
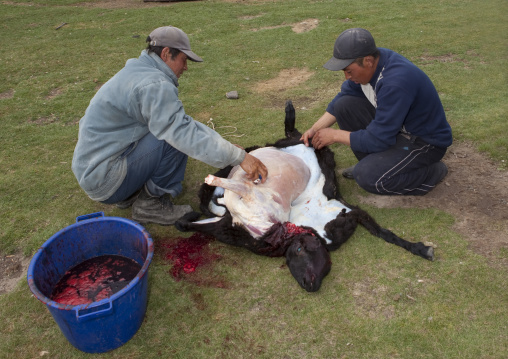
[
  {"xmin": 149, "ymin": 26, "xmax": 203, "ymax": 62},
  {"xmin": 323, "ymin": 28, "xmax": 377, "ymax": 71}
]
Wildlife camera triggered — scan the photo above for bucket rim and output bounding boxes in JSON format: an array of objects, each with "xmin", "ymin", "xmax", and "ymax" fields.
[{"xmin": 27, "ymin": 215, "xmax": 153, "ymax": 311}]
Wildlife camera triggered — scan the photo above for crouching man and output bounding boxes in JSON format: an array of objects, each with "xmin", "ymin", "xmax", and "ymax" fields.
[
  {"xmin": 72, "ymin": 26, "xmax": 267, "ymax": 225},
  {"xmin": 301, "ymin": 28, "xmax": 452, "ymax": 195}
]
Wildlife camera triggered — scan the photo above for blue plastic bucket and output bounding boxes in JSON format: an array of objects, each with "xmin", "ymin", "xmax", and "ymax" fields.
[{"xmin": 27, "ymin": 212, "xmax": 153, "ymax": 353}]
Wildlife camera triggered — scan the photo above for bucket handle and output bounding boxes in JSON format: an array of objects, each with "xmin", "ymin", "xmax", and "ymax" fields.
[
  {"xmin": 76, "ymin": 300, "xmax": 113, "ymax": 323},
  {"xmin": 76, "ymin": 212, "xmax": 105, "ymax": 223}
]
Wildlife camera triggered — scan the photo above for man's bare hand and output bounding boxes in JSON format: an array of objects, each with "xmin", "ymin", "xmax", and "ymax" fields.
[
  {"xmin": 311, "ymin": 128, "xmax": 340, "ymax": 149},
  {"xmin": 240, "ymin": 153, "xmax": 268, "ymax": 183},
  {"xmin": 300, "ymin": 128, "xmax": 316, "ymax": 147}
]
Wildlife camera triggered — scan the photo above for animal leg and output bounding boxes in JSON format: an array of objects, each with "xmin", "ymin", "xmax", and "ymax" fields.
[
  {"xmin": 198, "ymin": 166, "xmax": 232, "ymax": 217},
  {"xmin": 324, "ymin": 209, "xmax": 359, "ymax": 251},
  {"xmin": 285, "ymin": 100, "xmax": 297, "ymax": 138},
  {"xmin": 351, "ymin": 209, "xmax": 435, "ymax": 261}
]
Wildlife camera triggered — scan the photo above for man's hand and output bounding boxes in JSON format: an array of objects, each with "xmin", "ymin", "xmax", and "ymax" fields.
[
  {"xmin": 311, "ymin": 128, "xmax": 338, "ymax": 149},
  {"xmin": 300, "ymin": 128, "xmax": 316, "ymax": 147},
  {"xmin": 300, "ymin": 112, "xmax": 338, "ymax": 147},
  {"xmin": 240, "ymin": 153, "xmax": 268, "ymax": 183},
  {"xmin": 312, "ymin": 128, "xmax": 351, "ymax": 150}
]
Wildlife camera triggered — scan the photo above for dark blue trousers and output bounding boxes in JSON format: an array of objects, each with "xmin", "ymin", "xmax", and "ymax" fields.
[{"xmin": 333, "ymin": 96, "xmax": 447, "ymax": 196}]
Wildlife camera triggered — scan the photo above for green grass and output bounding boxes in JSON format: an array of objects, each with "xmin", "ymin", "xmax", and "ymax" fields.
[{"xmin": 1, "ymin": 0, "xmax": 507, "ymax": 358}]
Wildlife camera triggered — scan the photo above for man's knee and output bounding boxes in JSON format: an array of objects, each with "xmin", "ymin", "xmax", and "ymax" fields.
[
  {"xmin": 334, "ymin": 96, "xmax": 375, "ymax": 132},
  {"xmin": 352, "ymin": 162, "xmax": 380, "ymax": 194}
]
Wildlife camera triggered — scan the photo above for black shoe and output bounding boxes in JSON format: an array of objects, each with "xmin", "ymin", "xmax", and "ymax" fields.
[
  {"xmin": 115, "ymin": 189, "xmax": 141, "ymax": 209},
  {"xmin": 429, "ymin": 161, "xmax": 448, "ymax": 185},
  {"xmin": 341, "ymin": 165, "xmax": 356, "ymax": 179},
  {"xmin": 132, "ymin": 188, "xmax": 193, "ymax": 226}
]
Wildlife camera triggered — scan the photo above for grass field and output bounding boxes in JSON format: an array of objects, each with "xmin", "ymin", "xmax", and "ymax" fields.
[{"xmin": 0, "ymin": 0, "xmax": 507, "ymax": 358}]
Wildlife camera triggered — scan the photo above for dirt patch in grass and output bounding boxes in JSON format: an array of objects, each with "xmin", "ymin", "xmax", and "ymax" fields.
[
  {"xmin": 253, "ymin": 68, "xmax": 314, "ymax": 93},
  {"xmin": 0, "ymin": 89, "xmax": 15, "ymax": 99},
  {"xmin": 0, "ymin": 253, "xmax": 31, "ymax": 295},
  {"xmin": 356, "ymin": 142, "xmax": 508, "ymax": 270},
  {"xmin": 250, "ymin": 18, "xmax": 319, "ymax": 33},
  {"xmin": 238, "ymin": 13, "xmax": 265, "ymax": 20},
  {"xmin": 291, "ymin": 18, "xmax": 319, "ymax": 33},
  {"xmin": 45, "ymin": 88, "xmax": 63, "ymax": 100},
  {"xmin": 29, "ymin": 116, "xmax": 57, "ymax": 125}
]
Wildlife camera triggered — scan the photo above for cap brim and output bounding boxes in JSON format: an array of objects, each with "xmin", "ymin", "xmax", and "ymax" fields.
[
  {"xmin": 182, "ymin": 50, "xmax": 203, "ymax": 62},
  {"xmin": 323, "ymin": 57, "xmax": 354, "ymax": 71}
]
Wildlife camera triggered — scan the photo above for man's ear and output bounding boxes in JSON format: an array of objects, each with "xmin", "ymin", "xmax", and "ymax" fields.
[
  {"xmin": 364, "ymin": 56, "xmax": 375, "ymax": 68},
  {"xmin": 161, "ymin": 47, "xmax": 171, "ymax": 61}
]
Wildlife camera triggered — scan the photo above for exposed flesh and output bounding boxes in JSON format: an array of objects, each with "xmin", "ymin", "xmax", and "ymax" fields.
[
  {"xmin": 204, "ymin": 145, "xmax": 351, "ymax": 239},
  {"xmin": 205, "ymin": 147, "xmax": 311, "ymax": 237}
]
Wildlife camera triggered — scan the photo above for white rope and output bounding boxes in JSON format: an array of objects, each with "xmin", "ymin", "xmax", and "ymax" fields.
[{"xmin": 207, "ymin": 118, "xmax": 245, "ymax": 138}]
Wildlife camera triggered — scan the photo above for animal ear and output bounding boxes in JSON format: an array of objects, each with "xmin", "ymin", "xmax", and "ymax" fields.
[{"xmin": 302, "ymin": 235, "xmax": 321, "ymax": 251}]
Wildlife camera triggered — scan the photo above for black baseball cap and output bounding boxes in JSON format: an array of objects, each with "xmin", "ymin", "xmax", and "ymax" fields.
[{"xmin": 323, "ymin": 28, "xmax": 377, "ymax": 71}]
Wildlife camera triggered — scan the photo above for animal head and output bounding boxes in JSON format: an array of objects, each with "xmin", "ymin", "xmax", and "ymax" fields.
[{"xmin": 285, "ymin": 234, "xmax": 331, "ymax": 292}]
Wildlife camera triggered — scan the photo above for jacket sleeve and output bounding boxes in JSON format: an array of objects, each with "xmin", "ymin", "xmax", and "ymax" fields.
[{"xmin": 135, "ymin": 80, "xmax": 245, "ymax": 168}]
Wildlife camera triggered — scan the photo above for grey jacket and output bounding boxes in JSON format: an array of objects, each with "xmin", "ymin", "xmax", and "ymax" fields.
[{"xmin": 72, "ymin": 50, "xmax": 245, "ymax": 201}]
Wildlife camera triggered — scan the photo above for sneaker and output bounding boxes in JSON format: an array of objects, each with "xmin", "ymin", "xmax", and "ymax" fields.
[
  {"xmin": 132, "ymin": 188, "xmax": 193, "ymax": 226},
  {"xmin": 341, "ymin": 165, "xmax": 356, "ymax": 179},
  {"xmin": 115, "ymin": 189, "xmax": 141, "ymax": 209}
]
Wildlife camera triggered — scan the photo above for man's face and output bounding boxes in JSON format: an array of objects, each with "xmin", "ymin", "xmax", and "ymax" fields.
[
  {"xmin": 342, "ymin": 57, "xmax": 377, "ymax": 85},
  {"xmin": 163, "ymin": 50, "xmax": 188, "ymax": 78}
]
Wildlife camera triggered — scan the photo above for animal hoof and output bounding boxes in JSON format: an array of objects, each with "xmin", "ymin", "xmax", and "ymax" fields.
[
  {"xmin": 175, "ymin": 211, "xmax": 202, "ymax": 231},
  {"xmin": 205, "ymin": 174, "xmax": 216, "ymax": 185},
  {"xmin": 426, "ymin": 246, "xmax": 435, "ymax": 261}
]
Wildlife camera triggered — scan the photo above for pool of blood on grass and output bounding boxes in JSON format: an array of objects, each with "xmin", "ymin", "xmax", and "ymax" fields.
[
  {"xmin": 158, "ymin": 224, "xmax": 311, "ymax": 281},
  {"xmin": 158, "ymin": 232, "xmax": 219, "ymax": 280},
  {"xmin": 51, "ymin": 255, "xmax": 141, "ymax": 306}
]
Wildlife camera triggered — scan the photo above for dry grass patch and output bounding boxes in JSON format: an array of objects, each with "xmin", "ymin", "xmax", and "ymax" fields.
[
  {"xmin": 253, "ymin": 67, "xmax": 314, "ymax": 93},
  {"xmin": 0, "ymin": 89, "xmax": 15, "ymax": 100},
  {"xmin": 238, "ymin": 13, "xmax": 265, "ymax": 20},
  {"xmin": 45, "ymin": 88, "xmax": 63, "ymax": 100},
  {"xmin": 251, "ymin": 18, "xmax": 319, "ymax": 33}
]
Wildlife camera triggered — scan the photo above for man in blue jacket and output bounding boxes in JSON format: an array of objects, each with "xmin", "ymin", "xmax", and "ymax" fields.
[
  {"xmin": 301, "ymin": 28, "xmax": 452, "ymax": 195},
  {"xmin": 72, "ymin": 26, "xmax": 267, "ymax": 225}
]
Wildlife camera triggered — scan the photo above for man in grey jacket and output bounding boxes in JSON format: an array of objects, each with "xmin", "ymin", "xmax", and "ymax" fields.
[{"xmin": 72, "ymin": 26, "xmax": 268, "ymax": 225}]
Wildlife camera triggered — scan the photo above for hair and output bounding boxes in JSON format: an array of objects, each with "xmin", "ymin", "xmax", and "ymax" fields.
[
  {"xmin": 145, "ymin": 36, "xmax": 182, "ymax": 59},
  {"xmin": 352, "ymin": 49, "xmax": 380, "ymax": 67}
]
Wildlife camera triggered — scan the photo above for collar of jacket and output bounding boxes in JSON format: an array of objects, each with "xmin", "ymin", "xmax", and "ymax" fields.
[
  {"xmin": 369, "ymin": 48, "xmax": 387, "ymax": 89},
  {"xmin": 139, "ymin": 49, "xmax": 179, "ymax": 87}
]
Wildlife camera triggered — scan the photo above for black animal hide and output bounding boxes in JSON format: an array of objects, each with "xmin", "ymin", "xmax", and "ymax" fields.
[{"xmin": 175, "ymin": 100, "xmax": 434, "ymax": 291}]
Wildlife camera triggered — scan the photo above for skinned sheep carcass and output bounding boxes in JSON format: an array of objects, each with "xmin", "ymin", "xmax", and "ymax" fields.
[{"xmin": 176, "ymin": 101, "xmax": 434, "ymax": 292}]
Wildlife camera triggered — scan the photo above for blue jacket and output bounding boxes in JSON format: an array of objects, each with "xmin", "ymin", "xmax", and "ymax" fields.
[
  {"xmin": 72, "ymin": 50, "xmax": 245, "ymax": 201},
  {"xmin": 326, "ymin": 48, "xmax": 452, "ymax": 154}
]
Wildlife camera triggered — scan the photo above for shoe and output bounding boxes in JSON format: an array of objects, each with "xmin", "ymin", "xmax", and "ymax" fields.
[
  {"xmin": 115, "ymin": 189, "xmax": 141, "ymax": 209},
  {"xmin": 341, "ymin": 165, "xmax": 356, "ymax": 179},
  {"xmin": 430, "ymin": 161, "xmax": 448, "ymax": 185},
  {"xmin": 132, "ymin": 187, "xmax": 193, "ymax": 226}
]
